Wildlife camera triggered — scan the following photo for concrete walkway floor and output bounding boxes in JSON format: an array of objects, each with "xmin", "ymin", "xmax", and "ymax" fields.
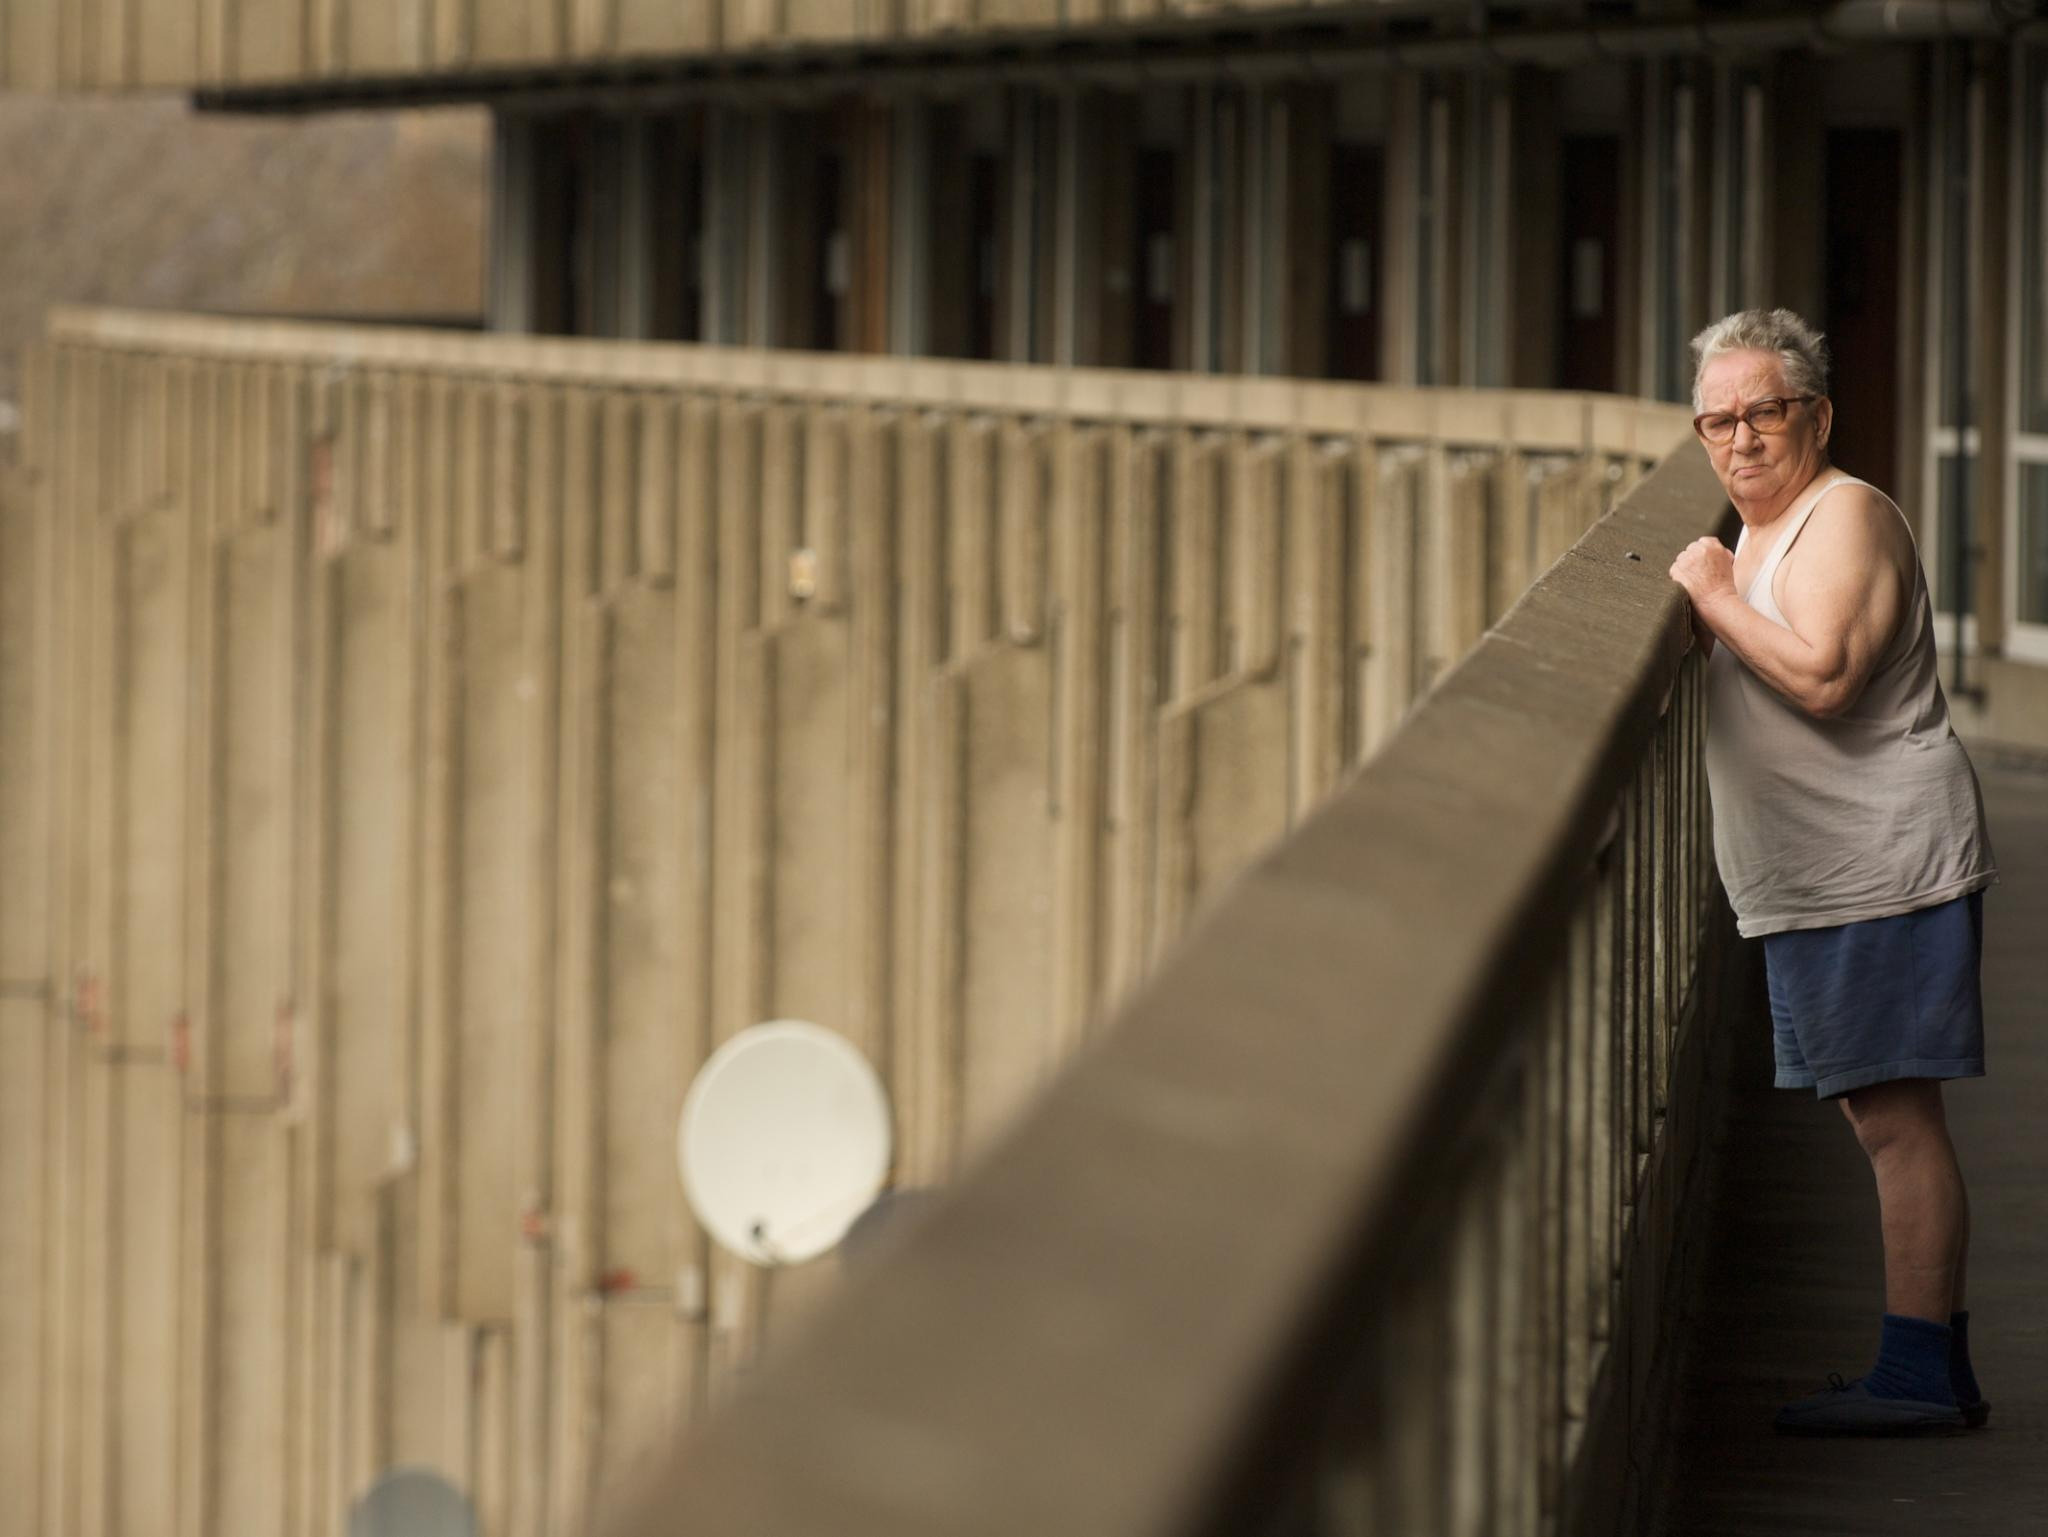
[{"xmin": 1661, "ymin": 759, "xmax": 2048, "ymax": 1535}]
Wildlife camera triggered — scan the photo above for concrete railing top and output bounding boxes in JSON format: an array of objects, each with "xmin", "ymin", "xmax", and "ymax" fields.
[
  {"xmin": 44, "ymin": 306, "xmax": 1689, "ymax": 460},
  {"xmin": 595, "ymin": 439, "xmax": 1730, "ymax": 1537}
]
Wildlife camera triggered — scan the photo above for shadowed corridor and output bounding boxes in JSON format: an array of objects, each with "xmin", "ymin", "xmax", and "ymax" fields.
[{"xmin": 1662, "ymin": 759, "xmax": 2048, "ymax": 1532}]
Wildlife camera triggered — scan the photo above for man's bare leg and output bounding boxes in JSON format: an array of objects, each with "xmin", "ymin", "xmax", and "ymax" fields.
[
  {"xmin": 1838, "ymin": 1079, "xmax": 1965, "ymax": 1322},
  {"xmin": 1778, "ymin": 1079, "xmax": 1975, "ymax": 1428}
]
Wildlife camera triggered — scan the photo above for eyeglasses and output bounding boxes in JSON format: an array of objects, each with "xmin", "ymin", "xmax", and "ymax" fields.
[{"xmin": 1692, "ymin": 395, "xmax": 1817, "ymax": 446}]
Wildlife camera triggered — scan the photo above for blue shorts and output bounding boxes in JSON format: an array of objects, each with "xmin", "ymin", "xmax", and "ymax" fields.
[{"xmin": 1763, "ymin": 890, "xmax": 1987, "ymax": 1099}]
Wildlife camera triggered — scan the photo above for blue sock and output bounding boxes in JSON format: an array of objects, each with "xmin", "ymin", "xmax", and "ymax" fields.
[
  {"xmin": 1863, "ymin": 1314, "xmax": 1957, "ymax": 1406},
  {"xmin": 1950, "ymin": 1310, "xmax": 1982, "ymax": 1406}
]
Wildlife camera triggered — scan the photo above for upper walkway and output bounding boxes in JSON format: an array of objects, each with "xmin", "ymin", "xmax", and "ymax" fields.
[{"xmin": 1662, "ymin": 757, "xmax": 2048, "ymax": 1534}]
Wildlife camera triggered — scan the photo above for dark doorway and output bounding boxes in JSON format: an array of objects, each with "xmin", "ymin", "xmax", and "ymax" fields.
[
  {"xmin": 647, "ymin": 113, "xmax": 705, "ymax": 343},
  {"xmin": 1556, "ymin": 135, "xmax": 1621, "ymax": 392},
  {"xmin": 1131, "ymin": 146, "xmax": 1178, "ymax": 370},
  {"xmin": 1823, "ymin": 129, "xmax": 1903, "ymax": 488},
  {"xmin": 1327, "ymin": 142, "xmax": 1384, "ymax": 380},
  {"xmin": 529, "ymin": 115, "xmax": 592, "ymax": 337},
  {"xmin": 809, "ymin": 148, "xmax": 848, "ymax": 352}
]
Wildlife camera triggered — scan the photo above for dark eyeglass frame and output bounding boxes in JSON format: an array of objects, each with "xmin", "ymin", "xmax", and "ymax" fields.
[{"xmin": 1692, "ymin": 394, "xmax": 1818, "ymax": 446}]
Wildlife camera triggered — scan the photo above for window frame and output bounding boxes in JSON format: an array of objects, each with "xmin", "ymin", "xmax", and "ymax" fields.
[{"xmin": 2003, "ymin": 45, "xmax": 2048, "ymax": 662}]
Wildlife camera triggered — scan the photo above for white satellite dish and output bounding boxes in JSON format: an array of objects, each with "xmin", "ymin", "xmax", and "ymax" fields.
[
  {"xmin": 678, "ymin": 1020, "xmax": 893, "ymax": 1266},
  {"xmin": 348, "ymin": 1468, "xmax": 473, "ymax": 1537}
]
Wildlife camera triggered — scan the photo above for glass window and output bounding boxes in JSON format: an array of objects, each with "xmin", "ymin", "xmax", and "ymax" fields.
[
  {"xmin": 2022, "ymin": 51, "xmax": 2048, "ymax": 435},
  {"xmin": 2020, "ymin": 465, "xmax": 2048, "ymax": 626}
]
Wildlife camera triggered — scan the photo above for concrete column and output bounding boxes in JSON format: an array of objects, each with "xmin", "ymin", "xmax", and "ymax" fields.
[
  {"xmin": 1896, "ymin": 51, "xmax": 1934, "ymax": 536},
  {"xmin": 1184, "ymin": 85, "xmax": 1213, "ymax": 373},
  {"xmin": 703, "ymin": 106, "xmax": 746, "ymax": 347},
  {"xmin": 1053, "ymin": 89, "xmax": 1087, "ymax": 367},
  {"xmin": 745, "ymin": 109, "xmax": 780, "ymax": 349},
  {"xmin": 1676, "ymin": 68, "xmax": 1713, "ymax": 386},
  {"xmin": 889, "ymin": 98, "xmax": 931, "ymax": 357},
  {"xmin": 1633, "ymin": 64, "xmax": 1670, "ymax": 399},
  {"xmin": 1615, "ymin": 65, "xmax": 1646, "ymax": 397},
  {"xmin": 1003, "ymin": 89, "xmax": 1039, "ymax": 364},
  {"xmin": 1424, "ymin": 84, "xmax": 1460, "ymax": 388},
  {"xmin": 1508, "ymin": 69, "xmax": 1561, "ymax": 389},
  {"xmin": 487, "ymin": 114, "xmax": 537, "ymax": 334},
  {"xmin": 617, "ymin": 115, "xmax": 657, "ymax": 342},
  {"xmin": 1973, "ymin": 44, "xmax": 2011, "ymax": 651},
  {"xmin": 1383, "ymin": 73, "xmax": 1424, "ymax": 386},
  {"xmin": 1460, "ymin": 77, "xmax": 1511, "ymax": 388}
]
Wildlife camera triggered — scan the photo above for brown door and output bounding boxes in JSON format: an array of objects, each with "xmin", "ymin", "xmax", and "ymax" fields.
[
  {"xmin": 1327, "ymin": 142, "xmax": 1383, "ymax": 380},
  {"xmin": 1557, "ymin": 135, "xmax": 1621, "ymax": 392},
  {"xmin": 1823, "ymin": 129, "xmax": 1903, "ymax": 487}
]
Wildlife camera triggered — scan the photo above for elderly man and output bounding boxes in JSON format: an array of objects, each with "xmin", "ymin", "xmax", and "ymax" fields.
[{"xmin": 1668, "ymin": 308, "xmax": 1998, "ymax": 1436}]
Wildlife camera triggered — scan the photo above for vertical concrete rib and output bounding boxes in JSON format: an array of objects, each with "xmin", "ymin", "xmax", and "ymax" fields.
[{"xmin": 1049, "ymin": 424, "xmax": 1107, "ymax": 1053}]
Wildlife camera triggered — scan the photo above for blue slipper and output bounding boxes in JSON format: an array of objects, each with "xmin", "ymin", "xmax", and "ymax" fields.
[
  {"xmin": 1961, "ymin": 1397, "xmax": 1991, "ymax": 1429},
  {"xmin": 1774, "ymin": 1373, "xmax": 1967, "ymax": 1436}
]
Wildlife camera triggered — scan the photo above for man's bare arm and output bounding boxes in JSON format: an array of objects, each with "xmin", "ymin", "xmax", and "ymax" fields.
[{"xmin": 1694, "ymin": 488, "xmax": 1906, "ymax": 718}]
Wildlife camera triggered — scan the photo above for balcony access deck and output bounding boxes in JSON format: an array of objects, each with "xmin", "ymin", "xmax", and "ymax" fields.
[{"xmin": 1661, "ymin": 758, "xmax": 2048, "ymax": 1537}]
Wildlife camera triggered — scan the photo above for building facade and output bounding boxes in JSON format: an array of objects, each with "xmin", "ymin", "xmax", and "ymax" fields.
[
  {"xmin": 1, "ymin": 4, "xmax": 2045, "ymax": 1537},
  {"xmin": 7, "ymin": 4, "xmax": 2045, "ymax": 737}
]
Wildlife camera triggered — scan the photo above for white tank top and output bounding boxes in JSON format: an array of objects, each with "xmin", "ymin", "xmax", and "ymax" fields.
[{"xmin": 1702, "ymin": 470, "xmax": 1998, "ymax": 937}]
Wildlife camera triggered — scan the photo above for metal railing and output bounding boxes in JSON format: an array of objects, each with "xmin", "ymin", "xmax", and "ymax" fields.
[{"xmin": 601, "ymin": 440, "xmax": 1746, "ymax": 1537}]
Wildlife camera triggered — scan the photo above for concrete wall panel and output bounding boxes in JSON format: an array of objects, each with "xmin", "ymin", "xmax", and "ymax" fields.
[
  {"xmin": 211, "ymin": 1115, "xmax": 294, "ymax": 1535},
  {"xmin": 766, "ymin": 618, "xmax": 853, "ymax": 1051},
  {"xmin": 597, "ymin": 591, "xmax": 688, "ymax": 1283},
  {"xmin": 110, "ymin": 1066, "xmax": 182, "ymax": 1537},
  {"xmin": 472, "ymin": 0, "xmax": 545, "ymax": 66},
  {"xmin": 1158, "ymin": 679, "xmax": 1289, "ymax": 936},
  {"xmin": 113, "ymin": 507, "xmax": 189, "ymax": 1052},
  {"xmin": 234, "ymin": 0, "xmax": 308, "ymax": 83},
  {"xmin": 343, "ymin": 0, "xmax": 426, "ymax": 74},
  {"xmin": 448, "ymin": 564, "xmax": 532, "ymax": 1320},
  {"xmin": 326, "ymin": 544, "xmax": 413, "ymax": 1253},
  {"xmin": 210, "ymin": 521, "xmax": 291, "ymax": 1097},
  {"xmin": 7, "ymin": 308, "xmax": 1687, "ymax": 1535},
  {"xmin": 0, "ymin": 374, "xmax": 52, "ymax": 980},
  {"xmin": 0, "ymin": 0, "xmax": 1415, "ymax": 92},
  {"xmin": 616, "ymin": 0, "xmax": 717, "ymax": 54},
  {"xmin": 954, "ymin": 644, "xmax": 1056, "ymax": 1157},
  {"xmin": 136, "ymin": 0, "xmax": 198, "ymax": 84},
  {"xmin": 0, "ymin": 1002, "xmax": 49, "ymax": 1531}
]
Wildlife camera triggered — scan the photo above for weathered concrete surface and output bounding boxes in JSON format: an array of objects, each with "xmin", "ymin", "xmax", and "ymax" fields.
[
  {"xmin": 1659, "ymin": 760, "xmax": 2048, "ymax": 1535},
  {"xmin": 1, "ymin": 0, "xmax": 1449, "ymax": 96},
  {"xmin": 3, "ymin": 316, "xmax": 1691, "ymax": 1536}
]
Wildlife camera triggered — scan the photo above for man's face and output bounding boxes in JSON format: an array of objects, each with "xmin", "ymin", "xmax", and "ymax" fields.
[{"xmin": 1696, "ymin": 349, "xmax": 1832, "ymax": 511}]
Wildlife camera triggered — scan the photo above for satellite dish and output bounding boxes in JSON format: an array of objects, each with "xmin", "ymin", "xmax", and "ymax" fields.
[
  {"xmin": 348, "ymin": 1468, "xmax": 474, "ymax": 1537},
  {"xmin": 678, "ymin": 1020, "xmax": 892, "ymax": 1266}
]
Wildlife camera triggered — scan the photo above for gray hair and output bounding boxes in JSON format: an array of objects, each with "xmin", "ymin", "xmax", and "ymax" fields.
[{"xmin": 1689, "ymin": 308, "xmax": 1830, "ymax": 411}]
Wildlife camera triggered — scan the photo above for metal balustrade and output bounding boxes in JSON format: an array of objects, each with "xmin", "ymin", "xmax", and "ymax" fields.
[{"xmin": 603, "ymin": 437, "xmax": 1749, "ymax": 1537}]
